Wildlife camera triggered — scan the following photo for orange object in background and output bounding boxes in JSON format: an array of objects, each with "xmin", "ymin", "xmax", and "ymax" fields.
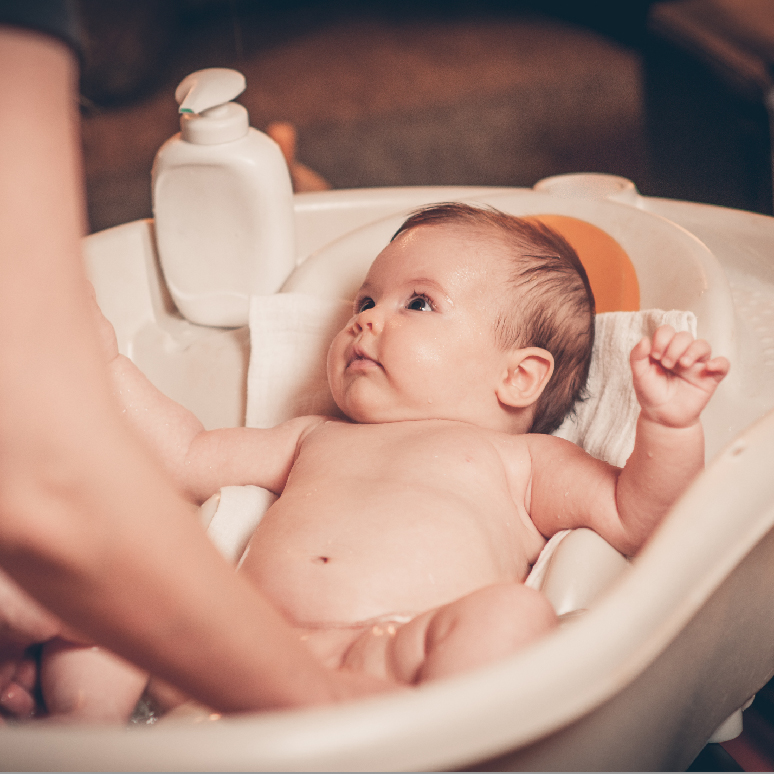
[{"xmin": 533, "ymin": 214, "xmax": 640, "ymax": 313}]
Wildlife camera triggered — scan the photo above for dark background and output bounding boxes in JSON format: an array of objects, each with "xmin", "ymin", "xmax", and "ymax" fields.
[{"xmin": 76, "ymin": 0, "xmax": 774, "ymax": 234}]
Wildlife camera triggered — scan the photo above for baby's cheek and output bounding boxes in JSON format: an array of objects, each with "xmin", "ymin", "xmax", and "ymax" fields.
[
  {"xmin": 326, "ymin": 338, "xmax": 345, "ymax": 382},
  {"xmin": 326, "ymin": 367, "xmax": 346, "ymax": 413},
  {"xmin": 406, "ymin": 339, "xmax": 444, "ymax": 369}
]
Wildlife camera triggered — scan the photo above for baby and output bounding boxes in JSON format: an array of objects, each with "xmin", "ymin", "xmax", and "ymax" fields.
[{"xmin": 39, "ymin": 203, "xmax": 728, "ymax": 721}]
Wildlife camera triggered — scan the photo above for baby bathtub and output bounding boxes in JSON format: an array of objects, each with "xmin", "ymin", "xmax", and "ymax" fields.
[{"xmin": 4, "ymin": 176, "xmax": 774, "ymax": 771}]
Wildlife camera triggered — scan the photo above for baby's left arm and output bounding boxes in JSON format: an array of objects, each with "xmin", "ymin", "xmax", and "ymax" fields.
[
  {"xmin": 613, "ymin": 325, "xmax": 729, "ymax": 550},
  {"xmin": 527, "ymin": 326, "xmax": 728, "ymax": 556}
]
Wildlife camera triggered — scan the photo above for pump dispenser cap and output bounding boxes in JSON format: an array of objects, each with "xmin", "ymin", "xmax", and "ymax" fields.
[
  {"xmin": 176, "ymin": 68, "xmax": 246, "ymax": 113},
  {"xmin": 175, "ymin": 68, "xmax": 250, "ymax": 145}
]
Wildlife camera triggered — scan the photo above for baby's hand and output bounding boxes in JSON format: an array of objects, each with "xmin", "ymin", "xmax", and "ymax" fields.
[{"xmin": 630, "ymin": 325, "xmax": 729, "ymax": 428}]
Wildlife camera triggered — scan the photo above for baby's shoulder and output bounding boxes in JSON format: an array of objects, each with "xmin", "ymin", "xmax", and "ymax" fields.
[
  {"xmin": 274, "ymin": 414, "xmax": 334, "ymax": 449},
  {"xmin": 292, "ymin": 415, "xmax": 356, "ymax": 446},
  {"xmin": 522, "ymin": 432, "xmax": 614, "ymax": 486},
  {"xmin": 482, "ymin": 427, "xmax": 534, "ymax": 474},
  {"xmin": 522, "ymin": 431, "xmax": 588, "ymax": 462},
  {"xmin": 491, "ymin": 430, "xmax": 588, "ymax": 469}
]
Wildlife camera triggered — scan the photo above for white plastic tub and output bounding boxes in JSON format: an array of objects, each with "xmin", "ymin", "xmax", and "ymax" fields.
[{"xmin": 4, "ymin": 179, "xmax": 774, "ymax": 770}]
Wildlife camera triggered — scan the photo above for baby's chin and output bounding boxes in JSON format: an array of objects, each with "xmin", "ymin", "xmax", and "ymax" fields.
[
  {"xmin": 329, "ymin": 379, "xmax": 461, "ymax": 425},
  {"xmin": 335, "ymin": 404, "xmax": 402, "ymax": 425},
  {"xmin": 332, "ymin": 396, "xmax": 454, "ymax": 425},
  {"xmin": 330, "ymin": 392, "xmax": 405, "ymax": 424}
]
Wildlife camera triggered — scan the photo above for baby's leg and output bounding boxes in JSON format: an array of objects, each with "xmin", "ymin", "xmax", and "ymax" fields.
[
  {"xmin": 343, "ymin": 583, "xmax": 557, "ymax": 684},
  {"xmin": 412, "ymin": 583, "xmax": 558, "ymax": 682},
  {"xmin": 40, "ymin": 637, "xmax": 148, "ymax": 722}
]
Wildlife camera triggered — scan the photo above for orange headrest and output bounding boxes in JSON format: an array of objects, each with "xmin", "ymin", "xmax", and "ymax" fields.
[{"xmin": 533, "ymin": 214, "xmax": 639, "ymax": 313}]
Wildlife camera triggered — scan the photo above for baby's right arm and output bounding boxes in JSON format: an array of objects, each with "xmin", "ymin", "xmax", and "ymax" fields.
[
  {"xmin": 108, "ymin": 355, "xmax": 320, "ymax": 502},
  {"xmin": 95, "ymin": 297, "xmax": 319, "ymax": 503}
]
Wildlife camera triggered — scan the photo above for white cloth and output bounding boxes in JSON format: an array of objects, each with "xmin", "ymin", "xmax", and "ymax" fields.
[
  {"xmin": 554, "ymin": 309, "xmax": 697, "ymax": 467},
  {"xmin": 246, "ymin": 294, "xmax": 352, "ymax": 428},
  {"xmin": 205, "ymin": 297, "xmax": 697, "ymax": 566}
]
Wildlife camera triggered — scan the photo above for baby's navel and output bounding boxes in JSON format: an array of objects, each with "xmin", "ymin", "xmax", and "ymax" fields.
[{"xmin": 315, "ymin": 556, "xmax": 331, "ymax": 564}]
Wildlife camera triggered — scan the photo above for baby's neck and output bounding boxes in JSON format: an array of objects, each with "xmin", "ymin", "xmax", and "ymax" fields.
[{"xmin": 345, "ymin": 411, "xmax": 533, "ymax": 436}]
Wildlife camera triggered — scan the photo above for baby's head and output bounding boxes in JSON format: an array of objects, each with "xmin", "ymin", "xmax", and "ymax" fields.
[
  {"xmin": 395, "ymin": 203, "xmax": 595, "ymax": 433},
  {"xmin": 327, "ymin": 203, "xmax": 595, "ymax": 434}
]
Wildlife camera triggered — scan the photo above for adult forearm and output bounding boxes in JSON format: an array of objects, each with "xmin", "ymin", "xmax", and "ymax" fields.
[
  {"xmin": 0, "ymin": 27, "xmax": 369, "ymax": 712},
  {"xmin": 0, "ymin": 454, "xmax": 342, "ymax": 711}
]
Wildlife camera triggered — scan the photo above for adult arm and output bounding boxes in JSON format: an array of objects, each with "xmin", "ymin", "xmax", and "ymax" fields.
[{"xmin": 0, "ymin": 24, "xmax": 389, "ymax": 712}]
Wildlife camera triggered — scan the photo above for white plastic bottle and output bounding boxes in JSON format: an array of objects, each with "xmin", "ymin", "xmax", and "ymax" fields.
[{"xmin": 152, "ymin": 68, "xmax": 296, "ymax": 327}]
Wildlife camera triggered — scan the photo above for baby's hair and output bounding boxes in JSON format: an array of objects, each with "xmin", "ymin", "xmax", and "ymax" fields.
[{"xmin": 392, "ymin": 203, "xmax": 596, "ymax": 434}]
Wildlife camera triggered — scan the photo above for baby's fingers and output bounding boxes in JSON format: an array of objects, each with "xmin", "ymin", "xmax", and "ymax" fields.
[
  {"xmin": 654, "ymin": 329, "xmax": 696, "ymax": 369},
  {"xmin": 649, "ymin": 325, "xmax": 677, "ymax": 360},
  {"xmin": 704, "ymin": 355, "xmax": 731, "ymax": 380},
  {"xmin": 673, "ymin": 338, "xmax": 712, "ymax": 369},
  {"xmin": 630, "ymin": 335, "xmax": 652, "ymax": 365}
]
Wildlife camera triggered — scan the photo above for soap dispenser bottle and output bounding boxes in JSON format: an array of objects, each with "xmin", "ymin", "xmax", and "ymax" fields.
[{"xmin": 152, "ymin": 68, "xmax": 295, "ymax": 327}]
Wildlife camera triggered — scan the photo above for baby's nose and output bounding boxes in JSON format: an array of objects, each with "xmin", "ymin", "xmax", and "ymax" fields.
[{"xmin": 353, "ymin": 305, "xmax": 382, "ymax": 333}]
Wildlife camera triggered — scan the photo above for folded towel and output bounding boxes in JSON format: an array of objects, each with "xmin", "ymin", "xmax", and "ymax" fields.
[
  {"xmin": 554, "ymin": 309, "xmax": 697, "ymax": 467},
  {"xmin": 246, "ymin": 294, "xmax": 352, "ymax": 428}
]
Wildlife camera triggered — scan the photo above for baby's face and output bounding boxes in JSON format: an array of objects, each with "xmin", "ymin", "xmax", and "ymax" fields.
[{"xmin": 327, "ymin": 225, "xmax": 512, "ymax": 427}]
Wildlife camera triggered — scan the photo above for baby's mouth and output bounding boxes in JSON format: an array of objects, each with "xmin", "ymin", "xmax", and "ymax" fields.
[{"xmin": 348, "ymin": 345, "xmax": 381, "ymax": 371}]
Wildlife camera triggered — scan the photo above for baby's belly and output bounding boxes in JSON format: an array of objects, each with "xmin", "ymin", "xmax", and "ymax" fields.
[{"xmin": 238, "ymin": 485, "xmax": 527, "ymax": 627}]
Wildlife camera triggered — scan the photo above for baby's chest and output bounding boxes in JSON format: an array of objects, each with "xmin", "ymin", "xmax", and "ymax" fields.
[
  {"xmin": 288, "ymin": 422, "xmax": 534, "ymax": 531},
  {"xmin": 302, "ymin": 422, "xmax": 516, "ymax": 482},
  {"xmin": 255, "ymin": 422, "xmax": 542, "ymax": 590}
]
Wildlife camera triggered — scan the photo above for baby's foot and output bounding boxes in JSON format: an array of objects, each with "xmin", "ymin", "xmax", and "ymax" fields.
[{"xmin": 0, "ymin": 653, "xmax": 38, "ymax": 720}]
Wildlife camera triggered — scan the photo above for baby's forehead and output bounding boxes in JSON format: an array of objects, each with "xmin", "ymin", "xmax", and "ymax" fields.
[
  {"xmin": 390, "ymin": 224, "xmax": 516, "ymax": 277},
  {"xmin": 396, "ymin": 221, "xmax": 512, "ymax": 258}
]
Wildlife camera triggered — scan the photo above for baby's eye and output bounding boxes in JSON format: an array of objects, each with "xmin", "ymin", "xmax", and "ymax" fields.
[
  {"xmin": 356, "ymin": 297, "xmax": 375, "ymax": 313},
  {"xmin": 407, "ymin": 294, "xmax": 433, "ymax": 312}
]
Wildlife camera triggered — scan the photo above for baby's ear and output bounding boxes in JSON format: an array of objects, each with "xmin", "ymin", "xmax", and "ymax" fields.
[{"xmin": 496, "ymin": 348, "xmax": 554, "ymax": 408}]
